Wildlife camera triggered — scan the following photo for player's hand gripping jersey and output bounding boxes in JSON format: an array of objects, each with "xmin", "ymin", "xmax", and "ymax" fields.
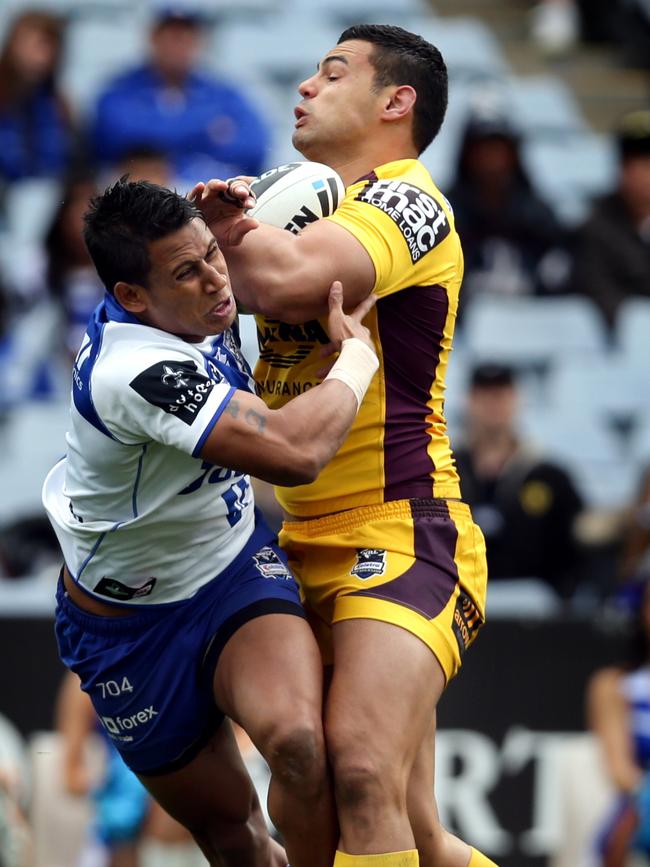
[
  {"xmin": 43, "ymin": 293, "xmax": 258, "ymax": 604},
  {"xmin": 255, "ymin": 159, "xmax": 463, "ymax": 516}
]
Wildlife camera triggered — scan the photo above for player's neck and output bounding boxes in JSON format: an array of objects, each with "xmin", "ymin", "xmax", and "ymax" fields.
[
  {"xmin": 319, "ymin": 140, "xmax": 418, "ymax": 187},
  {"xmin": 336, "ymin": 154, "xmax": 415, "ymax": 187}
]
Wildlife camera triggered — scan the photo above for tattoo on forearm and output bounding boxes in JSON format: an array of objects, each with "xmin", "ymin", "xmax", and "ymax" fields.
[
  {"xmin": 245, "ymin": 409, "xmax": 266, "ymax": 433},
  {"xmin": 225, "ymin": 399, "xmax": 240, "ymax": 418},
  {"xmin": 226, "ymin": 399, "xmax": 266, "ymax": 433}
]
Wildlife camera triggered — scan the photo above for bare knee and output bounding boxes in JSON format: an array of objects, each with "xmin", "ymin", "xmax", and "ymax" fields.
[
  {"xmin": 326, "ymin": 723, "xmax": 401, "ymax": 813},
  {"xmin": 262, "ymin": 718, "xmax": 326, "ymax": 792}
]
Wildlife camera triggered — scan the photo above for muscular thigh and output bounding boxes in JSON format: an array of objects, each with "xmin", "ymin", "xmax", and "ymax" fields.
[
  {"xmin": 326, "ymin": 618, "xmax": 444, "ymax": 768},
  {"xmin": 213, "ymin": 613, "xmax": 325, "ymax": 743},
  {"xmin": 281, "ymin": 498, "xmax": 487, "ymax": 681}
]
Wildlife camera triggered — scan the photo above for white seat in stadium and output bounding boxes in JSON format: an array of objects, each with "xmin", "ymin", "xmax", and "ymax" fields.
[
  {"xmin": 461, "ymin": 295, "xmax": 609, "ymax": 370},
  {"xmin": 507, "ymin": 75, "xmax": 586, "ymax": 138},
  {"xmin": 615, "ymin": 296, "xmax": 650, "ymax": 364},
  {"xmin": 212, "ymin": 16, "xmax": 341, "ymax": 87},
  {"xmin": 411, "ymin": 17, "xmax": 511, "ymax": 82},
  {"xmin": 0, "ymin": 399, "xmax": 70, "ymax": 525},
  {"xmin": 1, "ymin": 178, "xmax": 62, "ymax": 247},
  {"xmin": 520, "ymin": 407, "xmax": 636, "ymax": 508},
  {"xmin": 546, "ymin": 354, "xmax": 650, "ymax": 426},
  {"xmin": 522, "ymin": 132, "xmax": 617, "ymax": 225},
  {"xmin": 61, "ymin": 13, "xmax": 147, "ymax": 116},
  {"xmin": 284, "ymin": 0, "xmax": 432, "ymax": 27}
]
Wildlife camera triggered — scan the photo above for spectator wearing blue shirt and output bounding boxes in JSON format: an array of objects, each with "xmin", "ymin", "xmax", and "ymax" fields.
[
  {"xmin": 0, "ymin": 10, "xmax": 76, "ymax": 182},
  {"xmin": 91, "ymin": 5, "xmax": 270, "ymax": 185}
]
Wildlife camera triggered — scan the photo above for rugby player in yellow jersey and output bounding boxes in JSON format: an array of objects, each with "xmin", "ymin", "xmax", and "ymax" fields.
[{"xmin": 192, "ymin": 24, "xmax": 495, "ymax": 867}]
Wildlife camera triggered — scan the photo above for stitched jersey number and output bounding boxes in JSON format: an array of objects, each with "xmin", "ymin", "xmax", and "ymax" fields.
[
  {"xmin": 179, "ymin": 461, "xmax": 236, "ymax": 495},
  {"xmin": 222, "ymin": 479, "xmax": 248, "ymax": 526}
]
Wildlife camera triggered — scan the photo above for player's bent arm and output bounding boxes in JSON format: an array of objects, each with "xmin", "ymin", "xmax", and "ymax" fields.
[
  {"xmin": 200, "ymin": 336, "xmax": 378, "ymax": 486},
  {"xmin": 225, "ymin": 218, "xmax": 376, "ymax": 324},
  {"xmin": 201, "ymin": 383, "xmax": 356, "ymax": 486}
]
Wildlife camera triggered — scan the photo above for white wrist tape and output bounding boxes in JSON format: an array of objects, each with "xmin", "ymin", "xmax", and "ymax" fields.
[{"xmin": 324, "ymin": 338, "xmax": 379, "ymax": 410}]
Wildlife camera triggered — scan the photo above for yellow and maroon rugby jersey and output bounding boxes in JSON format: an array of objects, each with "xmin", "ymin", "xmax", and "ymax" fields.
[{"xmin": 255, "ymin": 158, "xmax": 463, "ymax": 517}]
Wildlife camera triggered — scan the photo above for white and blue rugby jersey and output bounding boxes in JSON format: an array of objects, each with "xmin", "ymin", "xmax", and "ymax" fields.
[
  {"xmin": 620, "ymin": 666, "xmax": 650, "ymax": 770},
  {"xmin": 43, "ymin": 293, "xmax": 257, "ymax": 605}
]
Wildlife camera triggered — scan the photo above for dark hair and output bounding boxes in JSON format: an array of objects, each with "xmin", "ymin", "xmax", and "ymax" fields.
[
  {"xmin": 83, "ymin": 178, "xmax": 202, "ymax": 293},
  {"xmin": 617, "ymin": 109, "xmax": 650, "ymax": 161},
  {"xmin": 45, "ymin": 172, "xmax": 97, "ymax": 297},
  {"xmin": 470, "ymin": 362, "xmax": 515, "ymax": 389},
  {"xmin": 0, "ymin": 11, "xmax": 65, "ymax": 110},
  {"xmin": 338, "ymin": 24, "xmax": 448, "ymax": 154}
]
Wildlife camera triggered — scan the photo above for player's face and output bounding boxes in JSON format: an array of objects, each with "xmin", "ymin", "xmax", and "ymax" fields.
[
  {"xmin": 140, "ymin": 218, "xmax": 236, "ymax": 342},
  {"xmin": 293, "ymin": 40, "xmax": 387, "ymax": 161}
]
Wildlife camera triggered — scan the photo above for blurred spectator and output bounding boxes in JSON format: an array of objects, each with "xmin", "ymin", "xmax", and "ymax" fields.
[
  {"xmin": 0, "ymin": 10, "xmax": 77, "ymax": 182},
  {"xmin": 586, "ymin": 576, "xmax": 650, "ymax": 865},
  {"xmin": 115, "ymin": 144, "xmax": 173, "ymax": 187},
  {"xmin": 448, "ymin": 106, "xmax": 567, "ymax": 309},
  {"xmin": 56, "ymin": 670, "xmax": 195, "ymax": 867},
  {"xmin": 572, "ymin": 110, "xmax": 650, "ymax": 331},
  {"xmin": 43, "ymin": 172, "xmax": 103, "ymax": 359},
  {"xmin": 454, "ymin": 362, "xmax": 584, "ymax": 598},
  {"xmin": 617, "ymin": 0, "xmax": 650, "ymax": 68},
  {"xmin": 0, "ymin": 713, "xmax": 32, "ymax": 867},
  {"xmin": 90, "ymin": 4, "xmax": 270, "ymax": 184},
  {"xmin": 619, "ymin": 466, "xmax": 650, "ymax": 585}
]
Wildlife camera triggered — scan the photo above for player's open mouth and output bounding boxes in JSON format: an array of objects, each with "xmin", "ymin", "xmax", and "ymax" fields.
[
  {"xmin": 294, "ymin": 106, "xmax": 308, "ymax": 127},
  {"xmin": 208, "ymin": 297, "xmax": 233, "ymax": 318}
]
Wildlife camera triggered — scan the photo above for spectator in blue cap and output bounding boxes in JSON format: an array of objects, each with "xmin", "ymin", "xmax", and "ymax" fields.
[{"xmin": 90, "ymin": 4, "xmax": 270, "ymax": 185}]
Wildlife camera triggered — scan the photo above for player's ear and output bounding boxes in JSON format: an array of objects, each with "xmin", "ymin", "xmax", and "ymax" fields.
[
  {"xmin": 383, "ymin": 85, "xmax": 416, "ymax": 122},
  {"xmin": 114, "ymin": 281, "xmax": 148, "ymax": 314}
]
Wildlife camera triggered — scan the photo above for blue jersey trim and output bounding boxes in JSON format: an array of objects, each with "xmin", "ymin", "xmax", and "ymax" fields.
[
  {"xmin": 132, "ymin": 444, "xmax": 148, "ymax": 518},
  {"xmin": 191, "ymin": 387, "xmax": 237, "ymax": 458},
  {"xmin": 76, "ymin": 532, "xmax": 108, "ymax": 581}
]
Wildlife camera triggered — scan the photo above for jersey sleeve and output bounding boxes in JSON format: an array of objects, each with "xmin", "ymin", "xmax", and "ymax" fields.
[
  {"xmin": 93, "ymin": 346, "xmax": 236, "ymax": 457},
  {"xmin": 327, "ymin": 177, "xmax": 460, "ymax": 298}
]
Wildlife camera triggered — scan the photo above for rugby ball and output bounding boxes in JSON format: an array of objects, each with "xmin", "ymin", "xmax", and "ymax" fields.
[{"xmin": 248, "ymin": 161, "xmax": 345, "ymax": 234}]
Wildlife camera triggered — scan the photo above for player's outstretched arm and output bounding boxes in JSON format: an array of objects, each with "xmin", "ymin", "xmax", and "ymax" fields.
[{"xmin": 200, "ymin": 283, "xmax": 377, "ymax": 486}]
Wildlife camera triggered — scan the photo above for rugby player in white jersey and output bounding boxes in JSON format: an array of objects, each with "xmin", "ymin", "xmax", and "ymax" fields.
[{"xmin": 42, "ymin": 178, "xmax": 379, "ymax": 867}]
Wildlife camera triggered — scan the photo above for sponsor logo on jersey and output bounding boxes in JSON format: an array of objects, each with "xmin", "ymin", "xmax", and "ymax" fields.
[
  {"xmin": 101, "ymin": 705, "xmax": 158, "ymax": 742},
  {"xmin": 257, "ymin": 319, "xmax": 329, "ymax": 369},
  {"xmin": 253, "ymin": 546, "xmax": 292, "ymax": 580},
  {"xmin": 94, "ymin": 576, "xmax": 156, "ymax": 600},
  {"xmin": 129, "ymin": 359, "xmax": 214, "ymax": 425},
  {"xmin": 351, "ymin": 548, "xmax": 387, "ymax": 580},
  {"xmin": 451, "ymin": 591, "xmax": 483, "ymax": 655},
  {"xmin": 355, "ymin": 180, "xmax": 450, "ymax": 263}
]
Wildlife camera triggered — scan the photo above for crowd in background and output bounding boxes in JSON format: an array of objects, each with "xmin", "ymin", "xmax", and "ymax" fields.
[
  {"xmin": 0, "ymin": 4, "xmax": 649, "ymax": 867},
  {"xmin": 0, "ymin": 1, "xmax": 649, "ymax": 608}
]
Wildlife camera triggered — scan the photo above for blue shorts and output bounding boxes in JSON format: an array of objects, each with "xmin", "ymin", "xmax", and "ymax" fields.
[{"xmin": 55, "ymin": 520, "xmax": 304, "ymax": 775}]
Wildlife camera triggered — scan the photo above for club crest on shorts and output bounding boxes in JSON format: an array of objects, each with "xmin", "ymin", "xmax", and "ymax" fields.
[
  {"xmin": 350, "ymin": 548, "xmax": 387, "ymax": 580},
  {"xmin": 253, "ymin": 546, "xmax": 292, "ymax": 580}
]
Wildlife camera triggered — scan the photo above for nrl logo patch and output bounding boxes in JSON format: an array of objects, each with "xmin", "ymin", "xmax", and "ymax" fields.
[
  {"xmin": 253, "ymin": 546, "xmax": 292, "ymax": 580},
  {"xmin": 350, "ymin": 548, "xmax": 387, "ymax": 580}
]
